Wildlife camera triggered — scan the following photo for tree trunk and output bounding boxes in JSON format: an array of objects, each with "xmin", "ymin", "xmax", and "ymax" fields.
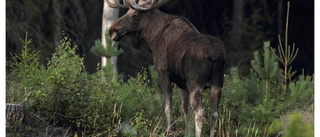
[
  {"xmin": 6, "ymin": 104, "xmax": 24, "ymax": 127},
  {"xmin": 101, "ymin": 0, "xmax": 119, "ymax": 71}
]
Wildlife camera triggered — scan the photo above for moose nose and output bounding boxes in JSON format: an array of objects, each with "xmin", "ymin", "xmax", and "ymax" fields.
[{"xmin": 109, "ymin": 29, "xmax": 119, "ymax": 41}]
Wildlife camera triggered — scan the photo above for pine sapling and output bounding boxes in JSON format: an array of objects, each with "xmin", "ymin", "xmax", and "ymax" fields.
[
  {"xmin": 251, "ymin": 41, "xmax": 279, "ymax": 100},
  {"xmin": 274, "ymin": 1, "xmax": 299, "ymax": 95},
  {"xmin": 90, "ymin": 28, "xmax": 123, "ymax": 60}
]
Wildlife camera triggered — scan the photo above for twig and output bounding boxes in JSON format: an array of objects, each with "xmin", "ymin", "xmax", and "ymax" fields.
[
  {"xmin": 56, "ymin": 112, "xmax": 83, "ymax": 119},
  {"xmin": 28, "ymin": 112, "xmax": 46, "ymax": 122},
  {"xmin": 64, "ymin": 126, "xmax": 72, "ymax": 137},
  {"xmin": 19, "ymin": 92, "xmax": 32, "ymax": 105}
]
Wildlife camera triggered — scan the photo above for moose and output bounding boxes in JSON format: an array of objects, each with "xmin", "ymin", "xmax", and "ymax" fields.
[{"xmin": 106, "ymin": 0, "xmax": 226, "ymax": 136}]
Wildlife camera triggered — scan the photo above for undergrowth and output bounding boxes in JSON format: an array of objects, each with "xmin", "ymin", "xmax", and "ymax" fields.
[
  {"xmin": 6, "ymin": 34, "xmax": 174, "ymax": 136},
  {"xmin": 7, "ymin": 34, "xmax": 314, "ymax": 137}
]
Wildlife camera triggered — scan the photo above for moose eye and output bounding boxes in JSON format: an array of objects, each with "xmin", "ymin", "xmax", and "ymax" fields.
[{"xmin": 132, "ymin": 13, "xmax": 140, "ymax": 19}]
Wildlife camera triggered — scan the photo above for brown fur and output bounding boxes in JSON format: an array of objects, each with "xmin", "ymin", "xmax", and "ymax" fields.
[{"xmin": 110, "ymin": 7, "xmax": 226, "ymax": 137}]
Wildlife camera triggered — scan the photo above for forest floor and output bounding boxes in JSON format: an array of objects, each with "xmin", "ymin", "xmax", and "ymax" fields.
[{"xmin": 6, "ymin": 111, "xmax": 72, "ymax": 137}]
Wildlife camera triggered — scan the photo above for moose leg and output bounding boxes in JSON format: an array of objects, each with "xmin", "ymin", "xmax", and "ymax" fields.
[
  {"xmin": 181, "ymin": 89, "xmax": 189, "ymax": 134},
  {"xmin": 209, "ymin": 85, "xmax": 222, "ymax": 137},
  {"xmin": 158, "ymin": 70, "xmax": 173, "ymax": 136},
  {"xmin": 164, "ymin": 90, "xmax": 173, "ymax": 136},
  {"xmin": 189, "ymin": 87, "xmax": 205, "ymax": 137}
]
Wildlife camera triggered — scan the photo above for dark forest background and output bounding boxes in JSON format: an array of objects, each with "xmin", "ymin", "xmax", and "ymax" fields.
[{"xmin": 6, "ymin": 0, "xmax": 314, "ymax": 76}]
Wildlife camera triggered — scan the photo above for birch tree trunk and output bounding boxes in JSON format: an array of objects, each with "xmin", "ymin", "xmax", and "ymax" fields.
[{"xmin": 101, "ymin": 0, "xmax": 119, "ymax": 71}]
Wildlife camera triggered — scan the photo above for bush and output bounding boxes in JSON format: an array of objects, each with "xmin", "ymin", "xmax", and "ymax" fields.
[
  {"xmin": 7, "ymin": 35, "xmax": 170, "ymax": 136},
  {"xmin": 283, "ymin": 112, "xmax": 313, "ymax": 137},
  {"xmin": 7, "ymin": 33, "xmax": 42, "ymax": 104}
]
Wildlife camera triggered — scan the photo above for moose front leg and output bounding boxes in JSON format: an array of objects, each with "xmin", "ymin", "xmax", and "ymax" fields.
[{"xmin": 158, "ymin": 70, "xmax": 173, "ymax": 136}]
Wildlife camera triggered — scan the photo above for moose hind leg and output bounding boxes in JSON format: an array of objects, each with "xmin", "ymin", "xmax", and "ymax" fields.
[
  {"xmin": 158, "ymin": 70, "xmax": 173, "ymax": 136},
  {"xmin": 181, "ymin": 89, "xmax": 189, "ymax": 134},
  {"xmin": 189, "ymin": 87, "xmax": 205, "ymax": 137},
  {"xmin": 209, "ymin": 85, "xmax": 222, "ymax": 137},
  {"xmin": 164, "ymin": 93, "xmax": 172, "ymax": 135}
]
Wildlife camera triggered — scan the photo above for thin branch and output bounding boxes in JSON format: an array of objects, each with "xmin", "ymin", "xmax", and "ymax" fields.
[
  {"xmin": 19, "ymin": 92, "xmax": 31, "ymax": 105},
  {"xmin": 55, "ymin": 112, "xmax": 83, "ymax": 119}
]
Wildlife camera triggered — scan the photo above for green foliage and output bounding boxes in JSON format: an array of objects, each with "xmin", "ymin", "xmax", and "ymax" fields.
[
  {"xmin": 221, "ymin": 40, "xmax": 313, "ymax": 137},
  {"xmin": 90, "ymin": 29, "xmax": 124, "ymax": 58},
  {"xmin": 251, "ymin": 41, "xmax": 279, "ymax": 100},
  {"xmin": 289, "ymin": 75, "xmax": 314, "ymax": 108},
  {"xmin": 115, "ymin": 70, "xmax": 162, "ymax": 121},
  {"xmin": 275, "ymin": 35, "xmax": 298, "ymax": 81},
  {"xmin": 222, "ymin": 68, "xmax": 248, "ymax": 105},
  {"xmin": 7, "ymin": 36, "xmax": 169, "ymax": 136},
  {"xmin": 47, "ymin": 37, "xmax": 85, "ymax": 81},
  {"xmin": 29, "ymin": 37, "xmax": 88, "ymax": 124},
  {"xmin": 7, "ymin": 32, "xmax": 42, "ymax": 103},
  {"xmin": 273, "ymin": 2, "xmax": 299, "ymax": 94},
  {"xmin": 251, "ymin": 41, "xmax": 279, "ymax": 80},
  {"xmin": 267, "ymin": 118, "xmax": 282, "ymax": 135},
  {"xmin": 216, "ymin": 99, "xmax": 234, "ymax": 137},
  {"xmin": 283, "ymin": 112, "xmax": 313, "ymax": 137},
  {"xmin": 222, "ymin": 67, "xmax": 282, "ymax": 136},
  {"xmin": 237, "ymin": 123, "xmax": 260, "ymax": 137}
]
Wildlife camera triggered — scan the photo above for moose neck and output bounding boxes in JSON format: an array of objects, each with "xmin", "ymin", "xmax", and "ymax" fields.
[{"xmin": 140, "ymin": 9, "xmax": 181, "ymax": 51}]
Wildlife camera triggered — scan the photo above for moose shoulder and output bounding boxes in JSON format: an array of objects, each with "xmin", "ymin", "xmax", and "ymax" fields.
[{"xmin": 106, "ymin": 0, "xmax": 226, "ymax": 137}]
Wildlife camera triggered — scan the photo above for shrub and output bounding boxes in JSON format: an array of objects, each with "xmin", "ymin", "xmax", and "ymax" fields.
[
  {"xmin": 7, "ymin": 35, "xmax": 170, "ymax": 136},
  {"xmin": 7, "ymin": 33, "xmax": 43, "ymax": 104},
  {"xmin": 283, "ymin": 112, "xmax": 313, "ymax": 137},
  {"xmin": 221, "ymin": 41, "xmax": 313, "ymax": 137}
]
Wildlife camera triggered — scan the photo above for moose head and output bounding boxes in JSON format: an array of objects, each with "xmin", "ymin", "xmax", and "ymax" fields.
[{"xmin": 106, "ymin": 0, "xmax": 170, "ymax": 42}]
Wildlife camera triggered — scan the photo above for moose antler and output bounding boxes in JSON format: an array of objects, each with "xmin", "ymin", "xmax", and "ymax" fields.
[
  {"xmin": 105, "ymin": 0, "xmax": 129, "ymax": 8},
  {"xmin": 125, "ymin": 0, "xmax": 170, "ymax": 11}
]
